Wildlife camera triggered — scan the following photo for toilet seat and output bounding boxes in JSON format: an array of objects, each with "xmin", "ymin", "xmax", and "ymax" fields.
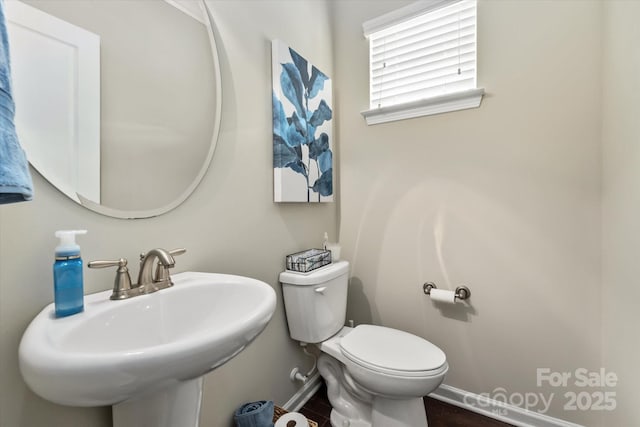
[{"xmin": 339, "ymin": 325, "xmax": 447, "ymax": 378}]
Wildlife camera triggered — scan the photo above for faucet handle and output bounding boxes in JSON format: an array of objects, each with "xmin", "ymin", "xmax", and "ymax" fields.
[
  {"xmin": 154, "ymin": 248, "xmax": 186, "ymax": 287},
  {"xmin": 139, "ymin": 248, "xmax": 185, "ymax": 262},
  {"xmin": 168, "ymin": 248, "xmax": 186, "ymax": 257},
  {"xmin": 88, "ymin": 258, "xmax": 126, "ymax": 269},
  {"xmin": 88, "ymin": 258, "xmax": 138, "ymax": 300}
]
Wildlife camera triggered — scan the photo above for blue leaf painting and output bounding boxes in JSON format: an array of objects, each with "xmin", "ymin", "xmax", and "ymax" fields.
[
  {"xmin": 280, "ymin": 63, "xmax": 306, "ymax": 118},
  {"xmin": 273, "ymin": 92, "xmax": 306, "ymax": 148},
  {"xmin": 309, "ymin": 100, "xmax": 332, "ymax": 127},
  {"xmin": 318, "ymin": 150, "xmax": 332, "ymax": 174},
  {"xmin": 273, "ymin": 40, "xmax": 333, "ymax": 202},
  {"xmin": 308, "ymin": 66, "xmax": 328, "ymax": 99},
  {"xmin": 285, "ymin": 123, "xmax": 306, "ymax": 147},
  {"xmin": 306, "ymin": 122, "xmax": 317, "ymax": 142},
  {"xmin": 272, "ymin": 92, "xmax": 287, "ymax": 137},
  {"xmin": 289, "ymin": 159, "xmax": 308, "ymax": 177},
  {"xmin": 312, "ymin": 168, "xmax": 333, "ymax": 197},
  {"xmin": 290, "ymin": 111, "xmax": 307, "ymax": 137},
  {"xmin": 289, "ymin": 47, "xmax": 310, "ymax": 90},
  {"xmin": 273, "ymin": 135, "xmax": 298, "ymax": 168},
  {"xmin": 309, "ymin": 133, "xmax": 329, "ymax": 161}
]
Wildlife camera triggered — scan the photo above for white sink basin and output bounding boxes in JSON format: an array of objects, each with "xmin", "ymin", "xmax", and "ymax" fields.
[{"xmin": 19, "ymin": 271, "xmax": 276, "ymax": 426}]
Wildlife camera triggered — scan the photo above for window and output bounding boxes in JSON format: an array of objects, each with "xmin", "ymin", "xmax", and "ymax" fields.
[{"xmin": 361, "ymin": 0, "xmax": 484, "ymax": 125}]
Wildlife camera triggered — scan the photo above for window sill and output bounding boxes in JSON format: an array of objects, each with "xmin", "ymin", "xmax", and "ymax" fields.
[{"xmin": 361, "ymin": 88, "xmax": 485, "ymax": 125}]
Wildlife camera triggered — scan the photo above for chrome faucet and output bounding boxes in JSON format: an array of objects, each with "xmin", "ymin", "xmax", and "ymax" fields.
[{"xmin": 88, "ymin": 248, "xmax": 186, "ymax": 300}]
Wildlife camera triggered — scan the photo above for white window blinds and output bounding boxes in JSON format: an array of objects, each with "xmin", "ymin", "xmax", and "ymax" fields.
[{"xmin": 366, "ymin": 0, "xmax": 477, "ymax": 110}]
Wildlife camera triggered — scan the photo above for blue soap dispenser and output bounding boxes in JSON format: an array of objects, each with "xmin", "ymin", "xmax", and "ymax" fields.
[{"xmin": 53, "ymin": 230, "xmax": 87, "ymax": 318}]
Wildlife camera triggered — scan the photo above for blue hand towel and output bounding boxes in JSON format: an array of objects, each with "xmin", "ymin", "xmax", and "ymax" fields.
[
  {"xmin": 234, "ymin": 400, "xmax": 275, "ymax": 427},
  {"xmin": 0, "ymin": 0, "xmax": 33, "ymax": 204}
]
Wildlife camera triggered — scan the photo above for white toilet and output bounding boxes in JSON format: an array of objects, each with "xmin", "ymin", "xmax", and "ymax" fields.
[{"xmin": 280, "ymin": 261, "xmax": 448, "ymax": 427}]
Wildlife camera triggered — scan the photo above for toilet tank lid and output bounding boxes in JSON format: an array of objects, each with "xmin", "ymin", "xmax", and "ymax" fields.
[{"xmin": 280, "ymin": 261, "xmax": 349, "ymax": 286}]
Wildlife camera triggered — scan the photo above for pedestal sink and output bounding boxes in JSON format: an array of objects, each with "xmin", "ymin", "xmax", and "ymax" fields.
[{"xmin": 19, "ymin": 272, "xmax": 277, "ymax": 427}]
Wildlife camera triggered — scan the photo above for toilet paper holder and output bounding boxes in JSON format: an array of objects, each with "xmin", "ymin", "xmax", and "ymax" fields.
[{"xmin": 423, "ymin": 282, "xmax": 471, "ymax": 301}]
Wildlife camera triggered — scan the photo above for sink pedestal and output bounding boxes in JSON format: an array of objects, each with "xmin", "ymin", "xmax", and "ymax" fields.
[{"xmin": 112, "ymin": 377, "xmax": 203, "ymax": 427}]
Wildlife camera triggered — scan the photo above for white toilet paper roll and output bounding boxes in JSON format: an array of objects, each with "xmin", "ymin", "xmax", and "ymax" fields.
[
  {"xmin": 275, "ymin": 412, "xmax": 308, "ymax": 427},
  {"xmin": 429, "ymin": 288, "xmax": 456, "ymax": 304}
]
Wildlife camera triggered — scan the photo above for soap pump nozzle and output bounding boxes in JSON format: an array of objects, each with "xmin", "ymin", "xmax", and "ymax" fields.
[{"xmin": 54, "ymin": 230, "xmax": 87, "ymax": 257}]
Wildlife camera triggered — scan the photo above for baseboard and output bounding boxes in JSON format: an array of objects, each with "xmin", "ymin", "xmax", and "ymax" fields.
[
  {"xmin": 281, "ymin": 372, "xmax": 322, "ymax": 412},
  {"xmin": 430, "ymin": 384, "xmax": 585, "ymax": 427}
]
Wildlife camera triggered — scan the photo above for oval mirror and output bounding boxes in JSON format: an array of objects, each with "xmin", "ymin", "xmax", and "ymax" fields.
[{"xmin": 6, "ymin": 0, "xmax": 221, "ymax": 218}]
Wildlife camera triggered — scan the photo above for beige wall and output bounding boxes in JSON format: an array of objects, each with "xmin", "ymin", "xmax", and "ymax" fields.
[
  {"xmin": 602, "ymin": 1, "xmax": 640, "ymax": 425},
  {"xmin": 332, "ymin": 1, "xmax": 602, "ymax": 425},
  {"xmin": 0, "ymin": 1, "xmax": 336, "ymax": 426}
]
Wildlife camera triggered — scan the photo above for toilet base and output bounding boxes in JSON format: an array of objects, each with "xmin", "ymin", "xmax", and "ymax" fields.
[
  {"xmin": 330, "ymin": 410, "xmax": 371, "ymax": 427},
  {"xmin": 328, "ymin": 397, "xmax": 428, "ymax": 427},
  {"xmin": 371, "ymin": 397, "xmax": 428, "ymax": 427},
  {"xmin": 318, "ymin": 354, "xmax": 429, "ymax": 427}
]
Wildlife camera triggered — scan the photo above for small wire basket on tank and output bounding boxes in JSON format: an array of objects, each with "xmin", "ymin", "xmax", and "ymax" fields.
[{"xmin": 286, "ymin": 249, "xmax": 331, "ymax": 273}]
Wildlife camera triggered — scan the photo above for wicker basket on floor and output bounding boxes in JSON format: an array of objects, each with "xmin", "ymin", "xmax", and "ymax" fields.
[{"xmin": 273, "ymin": 405, "xmax": 318, "ymax": 427}]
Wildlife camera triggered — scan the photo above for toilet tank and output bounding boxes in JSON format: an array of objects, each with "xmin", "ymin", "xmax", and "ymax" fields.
[{"xmin": 279, "ymin": 261, "xmax": 349, "ymax": 343}]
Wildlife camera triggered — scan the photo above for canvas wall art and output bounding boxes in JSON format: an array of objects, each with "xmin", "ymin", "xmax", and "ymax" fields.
[{"xmin": 272, "ymin": 39, "xmax": 333, "ymax": 202}]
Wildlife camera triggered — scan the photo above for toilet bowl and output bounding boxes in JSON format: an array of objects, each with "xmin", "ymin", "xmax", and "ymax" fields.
[
  {"xmin": 317, "ymin": 325, "xmax": 447, "ymax": 427},
  {"xmin": 325, "ymin": 325, "xmax": 448, "ymax": 398},
  {"xmin": 280, "ymin": 261, "xmax": 448, "ymax": 427}
]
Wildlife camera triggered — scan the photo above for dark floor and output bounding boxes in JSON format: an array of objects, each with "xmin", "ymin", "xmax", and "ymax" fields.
[{"xmin": 299, "ymin": 382, "xmax": 514, "ymax": 427}]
